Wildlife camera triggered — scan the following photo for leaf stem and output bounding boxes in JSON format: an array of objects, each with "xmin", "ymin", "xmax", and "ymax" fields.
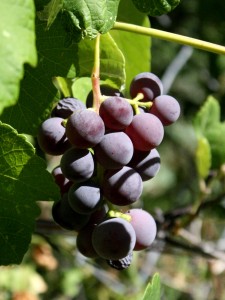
[
  {"xmin": 113, "ymin": 22, "xmax": 225, "ymax": 56},
  {"xmin": 91, "ymin": 33, "xmax": 102, "ymax": 113}
]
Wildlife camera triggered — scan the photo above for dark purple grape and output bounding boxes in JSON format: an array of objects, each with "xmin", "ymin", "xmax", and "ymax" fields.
[
  {"xmin": 52, "ymin": 194, "xmax": 90, "ymax": 231},
  {"xmin": 128, "ymin": 148, "xmax": 160, "ymax": 181},
  {"xmin": 68, "ymin": 181, "xmax": 103, "ymax": 215},
  {"xmin": 102, "ymin": 166, "xmax": 143, "ymax": 206},
  {"xmin": 94, "ymin": 132, "xmax": 134, "ymax": 169},
  {"xmin": 52, "ymin": 97, "xmax": 86, "ymax": 119},
  {"xmin": 99, "ymin": 96, "xmax": 133, "ymax": 130},
  {"xmin": 76, "ymin": 224, "xmax": 99, "ymax": 258},
  {"xmin": 125, "ymin": 209, "xmax": 157, "ymax": 251},
  {"xmin": 92, "ymin": 217, "xmax": 136, "ymax": 260},
  {"xmin": 66, "ymin": 109, "xmax": 105, "ymax": 148},
  {"xmin": 106, "ymin": 252, "xmax": 133, "ymax": 270},
  {"xmin": 52, "ymin": 166, "xmax": 73, "ymax": 195},
  {"xmin": 60, "ymin": 147, "xmax": 94, "ymax": 182},
  {"xmin": 130, "ymin": 72, "xmax": 163, "ymax": 101},
  {"xmin": 125, "ymin": 113, "xmax": 164, "ymax": 151},
  {"xmin": 86, "ymin": 85, "xmax": 124, "ymax": 108},
  {"xmin": 150, "ymin": 95, "xmax": 180, "ymax": 126},
  {"xmin": 37, "ymin": 117, "xmax": 71, "ymax": 155},
  {"xmin": 86, "ymin": 205, "xmax": 108, "ymax": 226}
]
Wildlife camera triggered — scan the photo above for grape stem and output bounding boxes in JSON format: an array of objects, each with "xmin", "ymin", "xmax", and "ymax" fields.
[
  {"xmin": 113, "ymin": 22, "xmax": 225, "ymax": 56},
  {"xmin": 91, "ymin": 33, "xmax": 102, "ymax": 113}
]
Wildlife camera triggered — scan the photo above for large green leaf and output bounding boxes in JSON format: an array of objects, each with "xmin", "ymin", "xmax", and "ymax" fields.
[
  {"xmin": 1, "ymin": 17, "xmax": 78, "ymax": 135},
  {"xmin": 0, "ymin": 122, "xmax": 60, "ymax": 265},
  {"xmin": 110, "ymin": 0, "xmax": 151, "ymax": 96},
  {"xmin": 142, "ymin": 273, "xmax": 161, "ymax": 300},
  {"xmin": 0, "ymin": 0, "xmax": 37, "ymax": 115},
  {"xmin": 77, "ymin": 33, "xmax": 126, "ymax": 90},
  {"xmin": 131, "ymin": 0, "xmax": 180, "ymax": 16}
]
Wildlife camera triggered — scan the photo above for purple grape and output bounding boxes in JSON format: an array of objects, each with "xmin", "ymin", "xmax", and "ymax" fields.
[
  {"xmin": 37, "ymin": 117, "xmax": 71, "ymax": 155},
  {"xmin": 130, "ymin": 72, "xmax": 163, "ymax": 101},
  {"xmin": 128, "ymin": 148, "xmax": 160, "ymax": 181},
  {"xmin": 92, "ymin": 217, "xmax": 136, "ymax": 260},
  {"xmin": 66, "ymin": 109, "xmax": 105, "ymax": 148},
  {"xmin": 52, "ymin": 194, "xmax": 90, "ymax": 231},
  {"xmin": 76, "ymin": 224, "xmax": 99, "ymax": 258},
  {"xmin": 102, "ymin": 166, "xmax": 143, "ymax": 206},
  {"xmin": 99, "ymin": 96, "xmax": 133, "ymax": 130},
  {"xmin": 106, "ymin": 252, "xmax": 133, "ymax": 270},
  {"xmin": 52, "ymin": 166, "xmax": 73, "ymax": 195},
  {"xmin": 125, "ymin": 113, "xmax": 164, "ymax": 151},
  {"xmin": 125, "ymin": 209, "xmax": 157, "ymax": 251},
  {"xmin": 60, "ymin": 147, "xmax": 94, "ymax": 182},
  {"xmin": 150, "ymin": 95, "xmax": 181, "ymax": 126},
  {"xmin": 52, "ymin": 97, "xmax": 86, "ymax": 119},
  {"xmin": 86, "ymin": 85, "xmax": 124, "ymax": 108},
  {"xmin": 94, "ymin": 132, "xmax": 134, "ymax": 169},
  {"xmin": 68, "ymin": 181, "xmax": 103, "ymax": 215}
]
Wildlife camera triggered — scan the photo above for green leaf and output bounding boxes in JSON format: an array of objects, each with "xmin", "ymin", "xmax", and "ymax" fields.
[
  {"xmin": 205, "ymin": 123, "xmax": 225, "ymax": 168},
  {"xmin": 0, "ymin": 0, "xmax": 37, "ymax": 115},
  {"xmin": 62, "ymin": 0, "xmax": 120, "ymax": 40},
  {"xmin": 131, "ymin": 0, "xmax": 180, "ymax": 16},
  {"xmin": 193, "ymin": 96, "xmax": 220, "ymax": 134},
  {"xmin": 1, "ymin": 17, "xmax": 78, "ymax": 135},
  {"xmin": 142, "ymin": 273, "xmax": 161, "ymax": 300},
  {"xmin": 195, "ymin": 136, "xmax": 211, "ymax": 178},
  {"xmin": 0, "ymin": 122, "xmax": 60, "ymax": 265},
  {"xmin": 37, "ymin": 0, "xmax": 64, "ymax": 29},
  {"xmin": 77, "ymin": 33, "xmax": 126, "ymax": 89},
  {"xmin": 110, "ymin": 0, "xmax": 151, "ymax": 96}
]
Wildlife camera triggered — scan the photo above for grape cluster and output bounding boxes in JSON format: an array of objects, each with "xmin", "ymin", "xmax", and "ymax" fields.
[{"xmin": 37, "ymin": 72, "xmax": 180, "ymax": 270}]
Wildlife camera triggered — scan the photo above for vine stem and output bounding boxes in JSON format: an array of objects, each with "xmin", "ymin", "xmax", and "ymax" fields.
[
  {"xmin": 91, "ymin": 33, "xmax": 102, "ymax": 113},
  {"xmin": 113, "ymin": 22, "xmax": 225, "ymax": 56}
]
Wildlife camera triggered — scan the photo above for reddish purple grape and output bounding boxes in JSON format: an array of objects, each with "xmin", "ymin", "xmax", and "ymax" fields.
[
  {"xmin": 94, "ymin": 132, "xmax": 134, "ymax": 169},
  {"xmin": 60, "ymin": 147, "xmax": 94, "ymax": 182},
  {"xmin": 68, "ymin": 181, "xmax": 103, "ymax": 215},
  {"xmin": 99, "ymin": 96, "xmax": 133, "ymax": 130},
  {"xmin": 125, "ymin": 209, "xmax": 157, "ymax": 251},
  {"xmin": 128, "ymin": 148, "xmax": 160, "ymax": 181},
  {"xmin": 125, "ymin": 113, "xmax": 164, "ymax": 151},
  {"xmin": 52, "ymin": 194, "xmax": 90, "ymax": 231},
  {"xmin": 102, "ymin": 166, "xmax": 143, "ymax": 206},
  {"xmin": 52, "ymin": 97, "xmax": 86, "ymax": 119},
  {"xmin": 76, "ymin": 224, "xmax": 99, "ymax": 258},
  {"xmin": 150, "ymin": 95, "xmax": 180, "ymax": 126},
  {"xmin": 66, "ymin": 109, "xmax": 105, "ymax": 148},
  {"xmin": 37, "ymin": 117, "xmax": 71, "ymax": 155},
  {"xmin": 52, "ymin": 166, "xmax": 73, "ymax": 195},
  {"xmin": 130, "ymin": 72, "xmax": 163, "ymax": 101},
  {"xmin": 92, "ymin": 217, "xmax": 136, "ymax": 260}
]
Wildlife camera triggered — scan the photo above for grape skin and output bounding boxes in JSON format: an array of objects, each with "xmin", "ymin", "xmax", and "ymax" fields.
[
  {"xmin": 150, "ymin": 95, "xmax": 180, "ymax": 126},
  {"xmin": 92, "ymin": 218, "xmax": 136, "ymax": 260},
  {"xmin": 37, "ymin": 117, "xmax": 71, "ymax": 155},
  {"xmin": 102, "ymin": 166, "xmax": 143, "ymax": 206},
  {"xmin": 128, "ymin": 148, "xmax": 160, "ymax": 181},
  {"xmin": 52, "ymin": 194, "xmax": 90, "ymax": 231},
  {"xmin": 52, "ymin": 97, "xmax": 86, "ymax": 119},
  {"xmin": 68, "ymin": 181, "xmax": 103, "ymax": 215},
  {"xmin": 94, "ymin": 132, "xmax": 134, "ymax": 169},
  {"xmin": 99, "ymin": 96, "xmax": 133, "ymax": 130},
  {"xmin": 125, "ymin": 209, "xmax": 157, "ymax": 251},
  {"xmin": 60, "ymin": 147, "xmax": 94, "ymax": 182},
  {"xmin": 52, "ymin": 166, "xmax": 73, "ymax": 195},
  {"xmin": 66, "ymin": 109, "xmax": 105, "ymax": 148},
  {"xmin": 125, "ymin": 113, "xmax": 164, "ymax": 151},
  {"xmin": 130, "ymin": 72, "xmax": 163, "ymax": 101},
  {"xmin": 76, "ymin": 224, "xmax": 99, "ymax": 258}
]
